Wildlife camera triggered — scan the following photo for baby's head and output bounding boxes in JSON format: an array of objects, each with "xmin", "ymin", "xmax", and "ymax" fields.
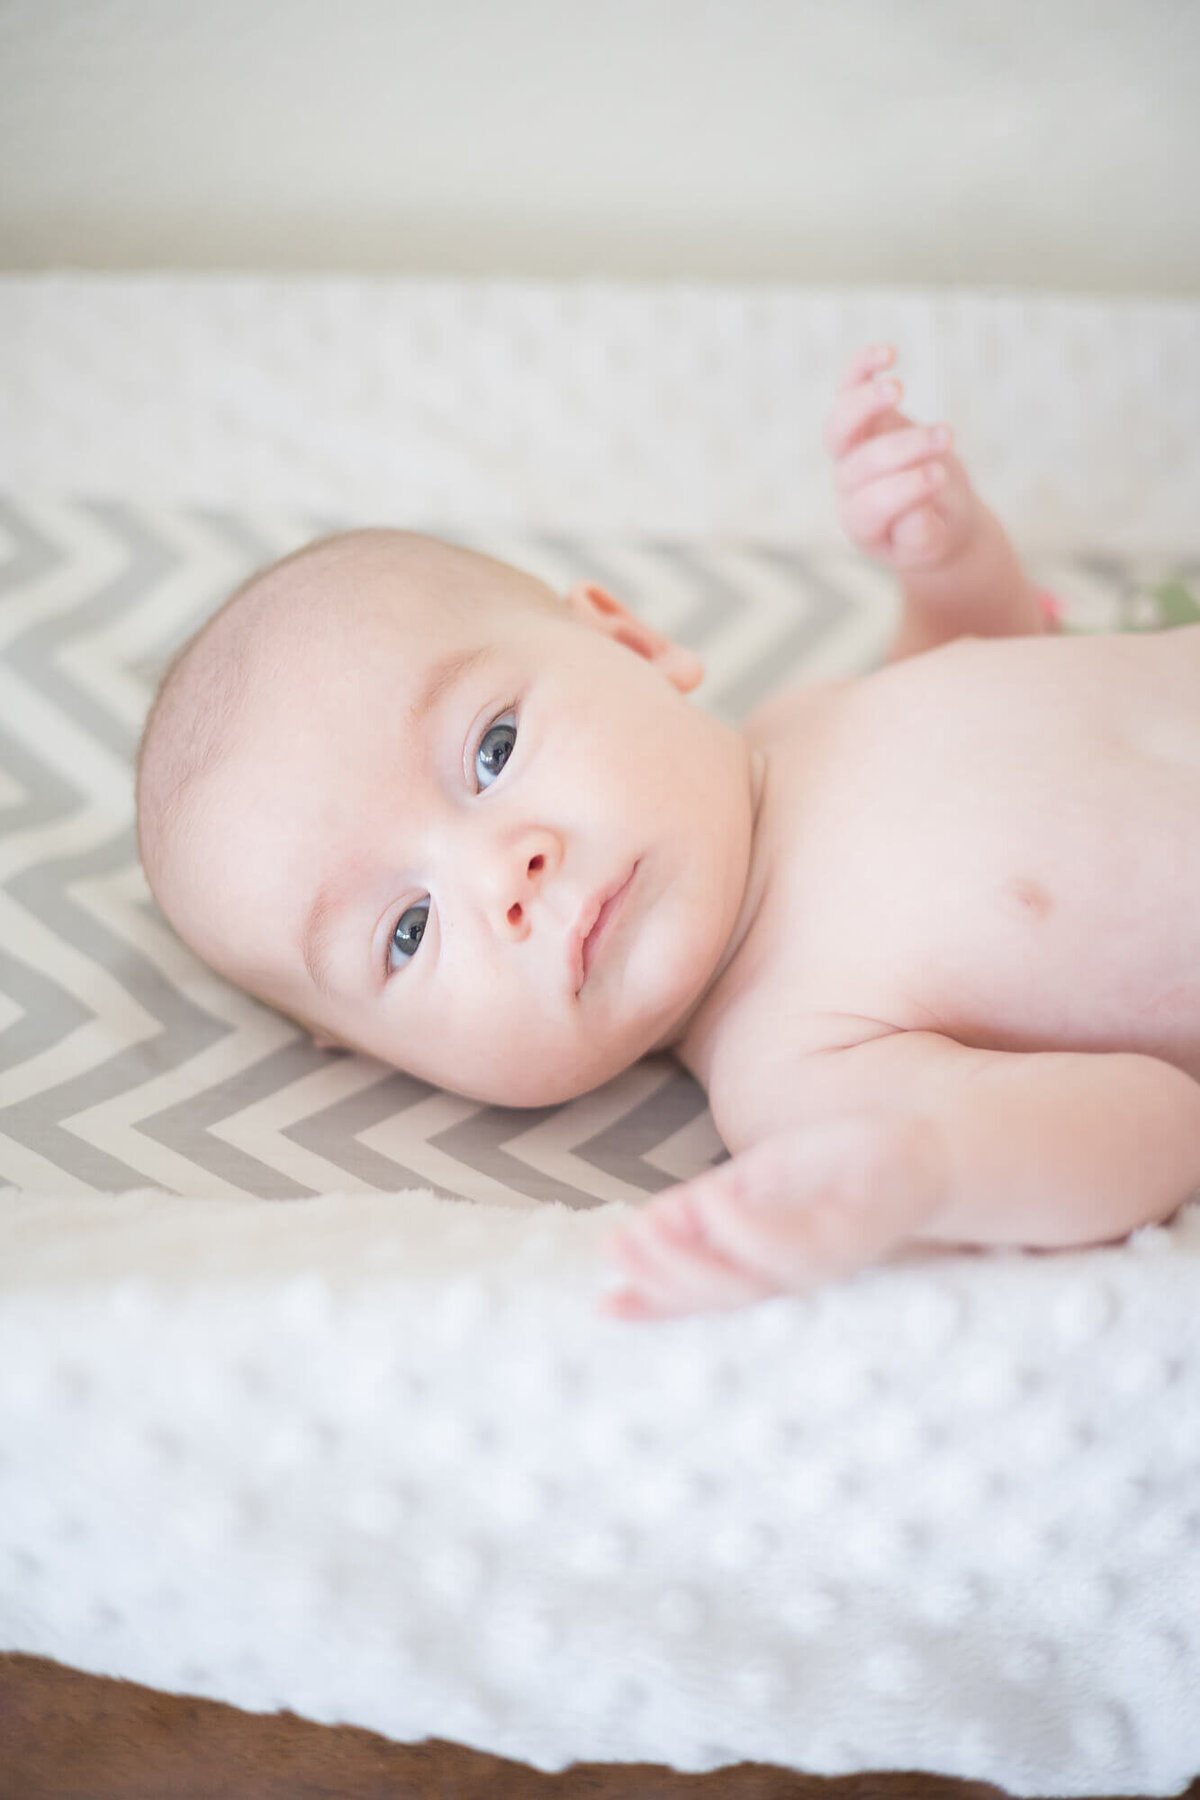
[{"xmin": 137, "ymin": 529, "xmax": 758, "ymax": 1106}]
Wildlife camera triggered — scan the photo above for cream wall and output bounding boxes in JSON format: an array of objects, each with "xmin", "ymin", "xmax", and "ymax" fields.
[{"xmin": 0, "ymin": 0, "xmax": 1196, "ymax": 291}]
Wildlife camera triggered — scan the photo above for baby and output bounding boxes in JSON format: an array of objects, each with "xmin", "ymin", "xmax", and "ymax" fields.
[{"xmin": 136, "ymin": 345, "xmax": 1200, "ymax": 1321}]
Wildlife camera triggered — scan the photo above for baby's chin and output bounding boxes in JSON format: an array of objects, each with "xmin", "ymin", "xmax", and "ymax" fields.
[
  {"xmin": 411, "ymin": 1040, "xmax": 653, "ymax": 1110},
  {"xmin": 329, "ymin": 1013, "xmax": 685, "ymax": 1109}
]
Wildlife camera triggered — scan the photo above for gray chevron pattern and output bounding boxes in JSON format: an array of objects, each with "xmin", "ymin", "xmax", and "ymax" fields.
[{"xmin": 0, "ymin": 494, "xmax": 1178, "ymax": 1205}]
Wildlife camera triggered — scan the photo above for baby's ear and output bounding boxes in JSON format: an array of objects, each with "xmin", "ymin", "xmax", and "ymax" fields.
[{"xmin": 563, "ymin": 582, "xmax": 704, "ymax": 694}]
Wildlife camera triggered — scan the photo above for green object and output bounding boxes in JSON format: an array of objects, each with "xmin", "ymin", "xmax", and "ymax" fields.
[
  {"xmin": 1147, "ymin": 579, "xmax": 1200, "ymax": 630},
  {"xmin": 1060, "ymin": 576, "xmax": 1200, "ymax": 635}
]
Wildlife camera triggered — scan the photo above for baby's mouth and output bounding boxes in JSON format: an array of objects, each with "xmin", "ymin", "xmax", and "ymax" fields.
[{"xmin": 575, "ymin": 863, "xmax": 638, "ymax": 994}]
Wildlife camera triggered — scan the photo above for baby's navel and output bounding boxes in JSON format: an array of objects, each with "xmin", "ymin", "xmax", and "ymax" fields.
[{"xmin": 1006, "ymin": 876, "xmax": 1053, "ymax": 920}]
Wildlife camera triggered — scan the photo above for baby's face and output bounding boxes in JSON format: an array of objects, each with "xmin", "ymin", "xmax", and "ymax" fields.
[{"xmin": 165, "ymin": 552, "xmax": 760, "ymax": 1105}]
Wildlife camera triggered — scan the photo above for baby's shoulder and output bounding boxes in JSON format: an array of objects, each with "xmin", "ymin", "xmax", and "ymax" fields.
[{"xmin": 740, "ymin": 670, "xmax": 851, "ymax": 752}]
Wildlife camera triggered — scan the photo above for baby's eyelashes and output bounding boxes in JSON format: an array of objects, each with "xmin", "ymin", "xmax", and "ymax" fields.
[
  {"xmin": 474, "ymin": 710, "xmax": 517, "ymax": 790},
  {"xmin": 388, "ymin": 897, "xmax": 430, "ymax": 971}
]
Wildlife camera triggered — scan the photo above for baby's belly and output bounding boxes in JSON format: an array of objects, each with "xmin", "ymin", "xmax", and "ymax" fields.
[
  {"xmin": 911, "ymin": 842, "xmax": 1200, "ymax": 1077},
  {"xmin": 765, "ymin": 630, "xmax": 1200, "ymax": 1079}
]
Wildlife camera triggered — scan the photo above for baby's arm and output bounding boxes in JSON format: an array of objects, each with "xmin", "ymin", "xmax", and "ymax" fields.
[
  {"xmin": 827, "ymin": 346, "xmax": 1052, "ymax": 661},
  {"xmin": 600, "ymin": 1035, "xmax": 1200, "ymax": 1320}
]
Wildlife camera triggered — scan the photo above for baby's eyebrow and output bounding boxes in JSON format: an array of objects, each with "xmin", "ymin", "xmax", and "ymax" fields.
[
  {"xmin": 301, "ymin": 879, "xmax": 350, "ymax": 998},
  {"xmin": 409, "ymin": 644, "xmax": 490, "ymax": 727}
]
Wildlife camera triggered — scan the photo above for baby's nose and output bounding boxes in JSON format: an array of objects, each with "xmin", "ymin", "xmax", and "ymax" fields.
[
  {"xmin": 493, "ymin": 832, "xmax": 560, "ymax": 938},
  {"xmin": 503, "ymin": 854, "xmax": 543, "ymax": 934}
]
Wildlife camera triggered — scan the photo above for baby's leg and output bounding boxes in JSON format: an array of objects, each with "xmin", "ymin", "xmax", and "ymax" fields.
[{"xmin": 826, "ymin": 346, "xmax": 1052, "ymax": 660}]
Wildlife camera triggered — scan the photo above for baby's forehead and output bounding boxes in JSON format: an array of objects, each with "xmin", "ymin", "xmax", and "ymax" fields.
[
  {"xmin": 232, "ymin": 557, "xmax": 553, "ymax": 741},
  {"xmin": 157, "ymin": 531, "xmax": 566, "ymax": 804},
  {"xmin": 258, "ymin": 538, "xmax": 548, "ymax": 657}
]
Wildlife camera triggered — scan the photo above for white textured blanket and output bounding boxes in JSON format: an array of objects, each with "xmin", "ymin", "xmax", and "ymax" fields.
[
  {"xmin": 2, "ymin": 276, "xmax": 1200, "ymax": 1795},
  {"xmin": 2, "ymin": 1186, "xmax": 1198, "ymax": 1795}
]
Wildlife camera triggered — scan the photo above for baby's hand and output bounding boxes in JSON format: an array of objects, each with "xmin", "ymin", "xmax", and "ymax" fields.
[
  {"xmin": 825, "ymin": 345, "xmax": 978, "ymax": 573},
  {"xmin": 598, "ymin": 1114, "xmax": 944, "ymax": 1321}
]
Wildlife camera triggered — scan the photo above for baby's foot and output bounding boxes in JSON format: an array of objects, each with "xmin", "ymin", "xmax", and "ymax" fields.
[{"xmin": 824, "ymin": 345, "xmax": 980, "ymax": 574}]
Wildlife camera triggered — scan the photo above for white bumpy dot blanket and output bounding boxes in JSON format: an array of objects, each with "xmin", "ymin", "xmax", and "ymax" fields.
[
  {"xmin": 1, "ymin": 1186, "xmax": 1198, "ymax": 1795},
  {"xmin": 2, "ymin": 276, "xmax": 1199, "ymax": 1796}
]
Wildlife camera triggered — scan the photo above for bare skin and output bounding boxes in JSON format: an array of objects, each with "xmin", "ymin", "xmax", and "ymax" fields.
[
  {"xmin": 138, "ymin": 347, "xmax": 1200, "ymax": 1321},
  {"xmin": 602, "ymin": 347, "xmax": 1200, "ymax": 1317}
]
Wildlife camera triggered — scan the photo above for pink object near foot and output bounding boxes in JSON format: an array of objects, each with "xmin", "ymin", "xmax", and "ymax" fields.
[{"xmin": 1036, "ymin": 589, "xmax": 1063, "ymax": 631}]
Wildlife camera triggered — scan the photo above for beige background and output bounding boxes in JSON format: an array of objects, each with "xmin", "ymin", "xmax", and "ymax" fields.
[{"xmin": 0, "ymin": 0, "xmax": 1196, "ymax": 290}]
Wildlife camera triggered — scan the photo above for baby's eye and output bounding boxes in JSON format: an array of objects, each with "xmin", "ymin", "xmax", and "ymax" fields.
[
  {"xmin": 475, "ymin": 711, "xmax": 517, "ymax": 789},
  {"xmin": 389, "ymin": 898, "xmax": 430, "ymax": 970}
]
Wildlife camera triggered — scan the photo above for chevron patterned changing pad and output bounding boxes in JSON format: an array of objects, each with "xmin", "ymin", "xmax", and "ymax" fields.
[
  {"xmin": 1, "ymin": 491, "xmax": 1197, "ymax": 1206},
  {"xmin": 4, "ymin": 276, "xmax": 1200, "ymax": 1795}
]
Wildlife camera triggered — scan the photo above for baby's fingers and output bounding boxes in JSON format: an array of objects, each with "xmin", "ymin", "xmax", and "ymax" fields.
[
  {"xmin": 890, "ymin": 505, "xmax": 951, "ymax": 564},
  {"xmin": 837, "ymin": 421, "xmax": 952, "ymax": 496},
  {"xmin": 839, "ymin": 459, "xmax": 947, "ymax": 549},
  {"xmin": 836, "ymin": 343, "xmax": 895, "ymax": 392},
  {"xmin": 599, "ymin": 1198, "xmax": 775, "ymax": 1320},
  {"xmin": 824, "ymin": 373, "xmax": 907, "ymax": 458},
  {"xmin": 675, "ymin": 1117, "xmax": 946, "ymax": 1291}
]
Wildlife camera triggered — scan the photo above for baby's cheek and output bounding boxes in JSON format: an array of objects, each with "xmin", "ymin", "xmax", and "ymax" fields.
[
  {"xmin": 398, "ymin": 1005, "xmax": 571, "ymax": 1108},
  {"xmin": 631, "ymin": 879, "xmax": 721, "ymax": 1004}
]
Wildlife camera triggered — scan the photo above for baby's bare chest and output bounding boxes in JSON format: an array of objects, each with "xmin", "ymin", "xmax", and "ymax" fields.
[{"xmin": 725, "ymin": 628, "xmax": 1200, "ymax": 1074}]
